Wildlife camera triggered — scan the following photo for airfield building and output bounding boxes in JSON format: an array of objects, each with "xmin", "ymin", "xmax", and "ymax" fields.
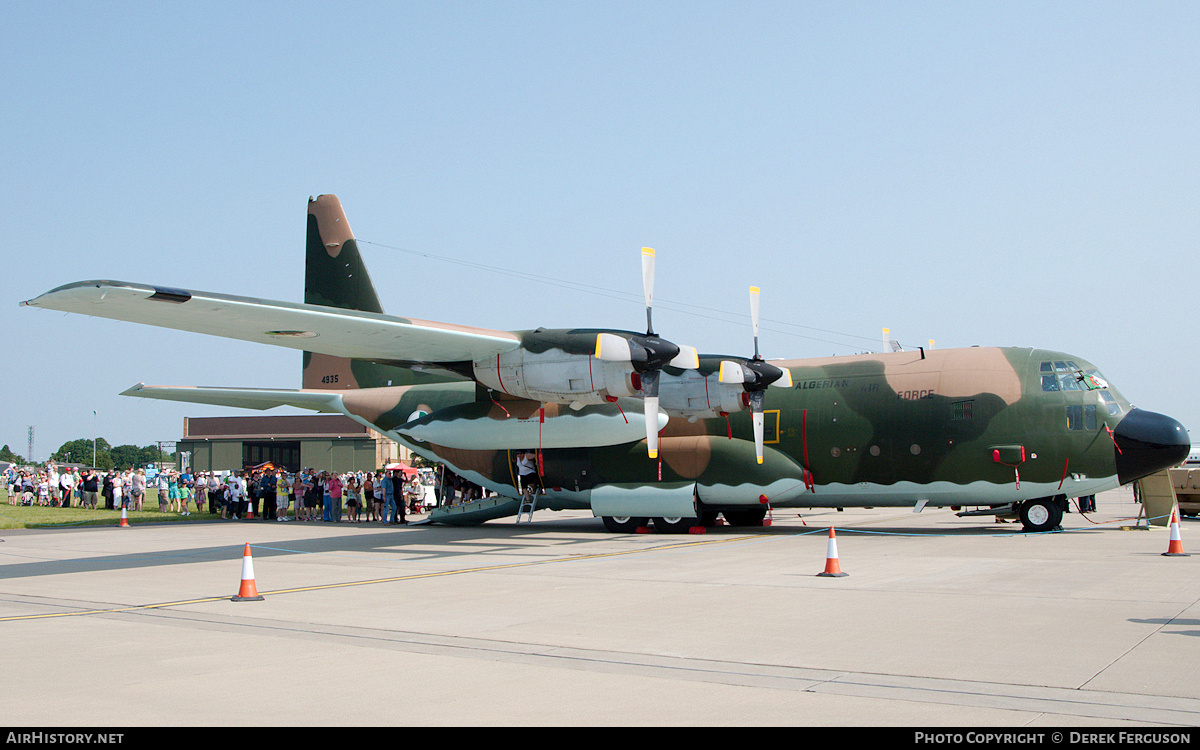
[{"xmin": 178, "ymin": 414, "xmax": 403, "ymax": 474}]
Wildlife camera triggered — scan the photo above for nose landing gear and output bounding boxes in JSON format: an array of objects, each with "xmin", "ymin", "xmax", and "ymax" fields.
[{"xmin": 1019, "ymin": 496, "xmax": 1065, "ymax": 533}]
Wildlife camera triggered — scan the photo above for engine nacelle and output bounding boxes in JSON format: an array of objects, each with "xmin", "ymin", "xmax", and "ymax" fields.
[
  {"xmin": 657, "ymin": 369, "xmax": 746, "ymax": 419},
  {"xmin": 473, "ymin": 348, "xmax": 640, "ymax": 407}
]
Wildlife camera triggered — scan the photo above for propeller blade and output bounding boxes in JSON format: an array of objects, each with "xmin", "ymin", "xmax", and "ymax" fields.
[
  {"xmin": 644, "ymin": 396, "xmax": 660, "ymax": 458},
  {"xmin": 641, "ymin": 370, "xmax": 661, "ymax": 458},
  {"xmin": 669, "ymin": 344, "xmax": 699, "ymax": 370},
  {"xmin": 749, "ymin": 390, "xmax": 766, "ymax": 464},
  {"xmin": 719, "ymin": 360, "xmax": 746, "ymax": 384},
  {"xmin": 641, "ymin": 247, "xmax": 655, "ymax": 335},
  {"xmin": 595, "ymin": 332, "xmax": 633, "ymax": 362},
  {"xmin": 770, "ymin": 367, "xmax": 793, "ymax": 388},
  {"xmin": 750, "ymin": 286, "xmax": 761, "ymax": 359},
  {"xmin": 752, "ymin": 412, "xmax": 765, "ymax": 464}
]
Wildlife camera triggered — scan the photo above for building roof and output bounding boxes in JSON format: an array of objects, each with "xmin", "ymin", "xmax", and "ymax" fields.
[{"xmin": 183, "ymin": 413, "xmax": 372, "ymax": 440}]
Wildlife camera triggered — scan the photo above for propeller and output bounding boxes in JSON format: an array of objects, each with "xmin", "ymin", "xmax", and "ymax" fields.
[
  {"xmin": 594, "ymin": 247, "xmax": 698, "ymax": 459},
  {"xmin": 719, "ymin": 286, "xmax": 793, "ymax": 464}
]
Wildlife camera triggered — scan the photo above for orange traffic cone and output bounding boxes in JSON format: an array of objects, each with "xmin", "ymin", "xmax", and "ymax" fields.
[
  {"xmin": 231, "ymin": 543, "xmax": 265, "ymax": 601},
  {"xmin": 118, "ymin": 507, "xmax": 129, "ymax": 527},
  {"xmin": 817, "ymin": 526, "xmax": 848, "ymax": 577},
  {"xmin": 1163, "ymin": 511, "xmax": 1190, "ymax": 557}
]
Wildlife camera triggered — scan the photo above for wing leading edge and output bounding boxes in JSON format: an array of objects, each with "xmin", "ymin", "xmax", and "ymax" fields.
[{"xmin": 22, "ymin": 280, "xmax": 521, "ymax": 365}]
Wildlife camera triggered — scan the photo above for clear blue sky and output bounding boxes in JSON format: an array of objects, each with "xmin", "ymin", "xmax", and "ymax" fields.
[{"xmin": 4, "ymin": 1, "xmax": 1198, "ymax": 461}]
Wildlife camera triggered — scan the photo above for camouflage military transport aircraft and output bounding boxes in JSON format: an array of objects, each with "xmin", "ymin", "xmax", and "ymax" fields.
[{"xmin": 23, "ymin": 195, "xmax": 1191, "ymax": 533}]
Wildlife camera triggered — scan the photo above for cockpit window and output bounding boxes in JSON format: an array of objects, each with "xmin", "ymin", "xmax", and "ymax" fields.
[
  {"xmin": 1040, "ymin": 361, "xmax": 1110, "ymax": 392},
  {"xmin": 1083, "ymin": 368, "xmax": 1110, "ymax": 390},
  {"xmin": 1099, "ymin": 390, "xmax": 1122, "ymax": 416},
  {"xmin": 1067, "ymin": 404, "xmax": 1098, "ymax": 431}
]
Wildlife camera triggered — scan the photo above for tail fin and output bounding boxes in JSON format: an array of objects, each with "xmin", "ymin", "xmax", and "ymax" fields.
[
  {"xmin": 305, "ymin": 194, "xmax": 383, "ymax": 313},
  {"xmin": 302, "ymin": 195, "xmax": 464, "ymax": 390}
]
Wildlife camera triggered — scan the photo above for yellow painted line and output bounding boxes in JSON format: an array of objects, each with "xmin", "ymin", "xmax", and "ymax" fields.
[
  {"xmin": 0, "ymin": 534, "xmax": 757, "ymax": 623},
  {"xmin": 0, "ymin": 596, "xmax": 231, "ymax": 622}
]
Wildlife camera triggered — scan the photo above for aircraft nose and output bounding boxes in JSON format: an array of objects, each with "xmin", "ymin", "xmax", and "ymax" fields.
[{"xmin": 1112, "ymin": 408, "xmax": 1191, "ymax": 485}]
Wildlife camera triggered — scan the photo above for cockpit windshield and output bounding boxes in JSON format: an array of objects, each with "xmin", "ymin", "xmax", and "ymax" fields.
[{"xmin": 1038, "ymin": 359, "xmax": 1122, "ymax": 416}]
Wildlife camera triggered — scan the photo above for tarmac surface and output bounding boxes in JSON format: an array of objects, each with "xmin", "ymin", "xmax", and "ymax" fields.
[{"xmin": 2, "ymin": 485, "xmax": 1198, "ymax": 727}]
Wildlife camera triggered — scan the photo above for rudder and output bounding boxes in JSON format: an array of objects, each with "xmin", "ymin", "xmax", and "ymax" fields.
[
  {"xmin": 302, "ymin": 195, "xmax": 465, "ymax": 390},
  {"xmin": 306, "ymin": 194, "xmax": 383, "ymax": 313}
]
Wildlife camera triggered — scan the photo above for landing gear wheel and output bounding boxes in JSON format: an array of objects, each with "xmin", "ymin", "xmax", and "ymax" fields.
[
  {"xmin": 1019, "ymin": 498, "xmax": 1063, "ymax": 533},
  {"xmin": 723, "ymin": 508, "xmax": 768, "ymax": 527},
  {"xmin": 602, "ymin": 516, "xmax": 648, "ymax": 533},
  {"xmin": 653, "ymin": 516, "xmax": 699, "ymax": 534}
]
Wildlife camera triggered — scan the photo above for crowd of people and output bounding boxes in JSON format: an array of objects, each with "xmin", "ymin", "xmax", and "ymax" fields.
[{"xmin": 3, "ymin": 463, "xmax": 488, "ymax": 522}]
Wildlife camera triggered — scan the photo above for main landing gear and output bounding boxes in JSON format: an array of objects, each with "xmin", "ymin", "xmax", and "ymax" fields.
[
  {"xmin": 601, "ymin": 516, "xmax": 648, "ymax": 533},
  {"xmin": 599, "ymin": 515, "xmax": 697, "ymax": 533},
  {"xmin": 600, "ymin": 507, "xmax": 770, "ymax": 534}
]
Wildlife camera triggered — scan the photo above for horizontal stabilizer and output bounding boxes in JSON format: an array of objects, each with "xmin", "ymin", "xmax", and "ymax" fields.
[
  {"xmin": 24, "ymin": 281, "xmax": 521, "ymax": 365},
  {"xmin": 120, "ymin": 383, "xmax": 345, "ymax": 413}
]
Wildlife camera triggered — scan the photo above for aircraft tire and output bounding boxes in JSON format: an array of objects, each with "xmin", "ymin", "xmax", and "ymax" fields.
[
  {"xmin": 653, "ymin": 516, "xmax": 699, "ymax": 534},
  {"xmin": 723, "ymin": 508, "xmax": 768, "ymax": 527},
  {"xmin": 602, "ymin": 516, "xmax": 648, "ymax": 533},
  {"xmin": 1019, "ymin": 498, "xmax": 1063, "ymax": 533}
]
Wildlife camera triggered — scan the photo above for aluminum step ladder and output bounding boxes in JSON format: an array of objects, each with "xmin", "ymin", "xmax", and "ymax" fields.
[{"xmin": 516, "ymin": 481, "xmax": 538, "ymax": 523}]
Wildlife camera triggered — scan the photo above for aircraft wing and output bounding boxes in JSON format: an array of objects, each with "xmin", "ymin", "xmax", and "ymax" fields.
[
  {"xmin": 120, "ymin": 383, "xmax": 346, "ymax": 412},
  {"xmin": 22, "ymin": 280, "xmax": 521, "ymax": 364}
]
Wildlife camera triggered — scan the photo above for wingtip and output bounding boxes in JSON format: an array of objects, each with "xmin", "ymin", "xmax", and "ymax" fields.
[{"xmin": 119, "ymin": 382, "xmax": 147, "ymax": 397}]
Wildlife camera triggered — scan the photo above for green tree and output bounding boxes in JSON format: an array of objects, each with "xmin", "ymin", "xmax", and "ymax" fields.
[
  {"xmin": 52, "ymin": 438, "xmax": 112, "ymax": 468},
  {"xmin": 0, "ymin": 445, "xmax": 26, "ymax": 465},
  {"xmin": 110, "ymin": 445, "xmax": 143, "ymax": 470},
  {"xmin": 141, "ymin": 444, "xmax": 172, "ymax": 466}
]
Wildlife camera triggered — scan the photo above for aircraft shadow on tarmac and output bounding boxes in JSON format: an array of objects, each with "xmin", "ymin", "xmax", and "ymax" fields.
[{"xmin": 0, "ymin": 510, "xmax": 1115, "ymax": 582}]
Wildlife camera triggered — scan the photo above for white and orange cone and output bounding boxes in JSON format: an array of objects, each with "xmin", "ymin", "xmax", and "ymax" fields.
[
  {"xmin": 1163, "ymin": 511, "xmax": 1190, "ymax": 557},
  {"xmin": 118, "ymin": 508, "xmax": 129, "ymax": 528},
  {"xmin": 817, "ymin": 526, "xmax": 848, "ymax": 577},
  {"xmin": 231, "ymin": 543, "xmax": 265, "ymax": 601}
]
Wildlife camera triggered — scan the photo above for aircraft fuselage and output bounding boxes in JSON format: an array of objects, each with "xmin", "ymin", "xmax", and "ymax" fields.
[{"xmin": 328, "ymin": 340, "xmax": 1186, "ymax": 529}]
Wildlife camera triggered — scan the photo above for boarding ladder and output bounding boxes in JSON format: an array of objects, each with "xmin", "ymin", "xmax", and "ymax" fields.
[{"xmin": 516, "ymin": 488, "xmax": 538, "ymax": 523}]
